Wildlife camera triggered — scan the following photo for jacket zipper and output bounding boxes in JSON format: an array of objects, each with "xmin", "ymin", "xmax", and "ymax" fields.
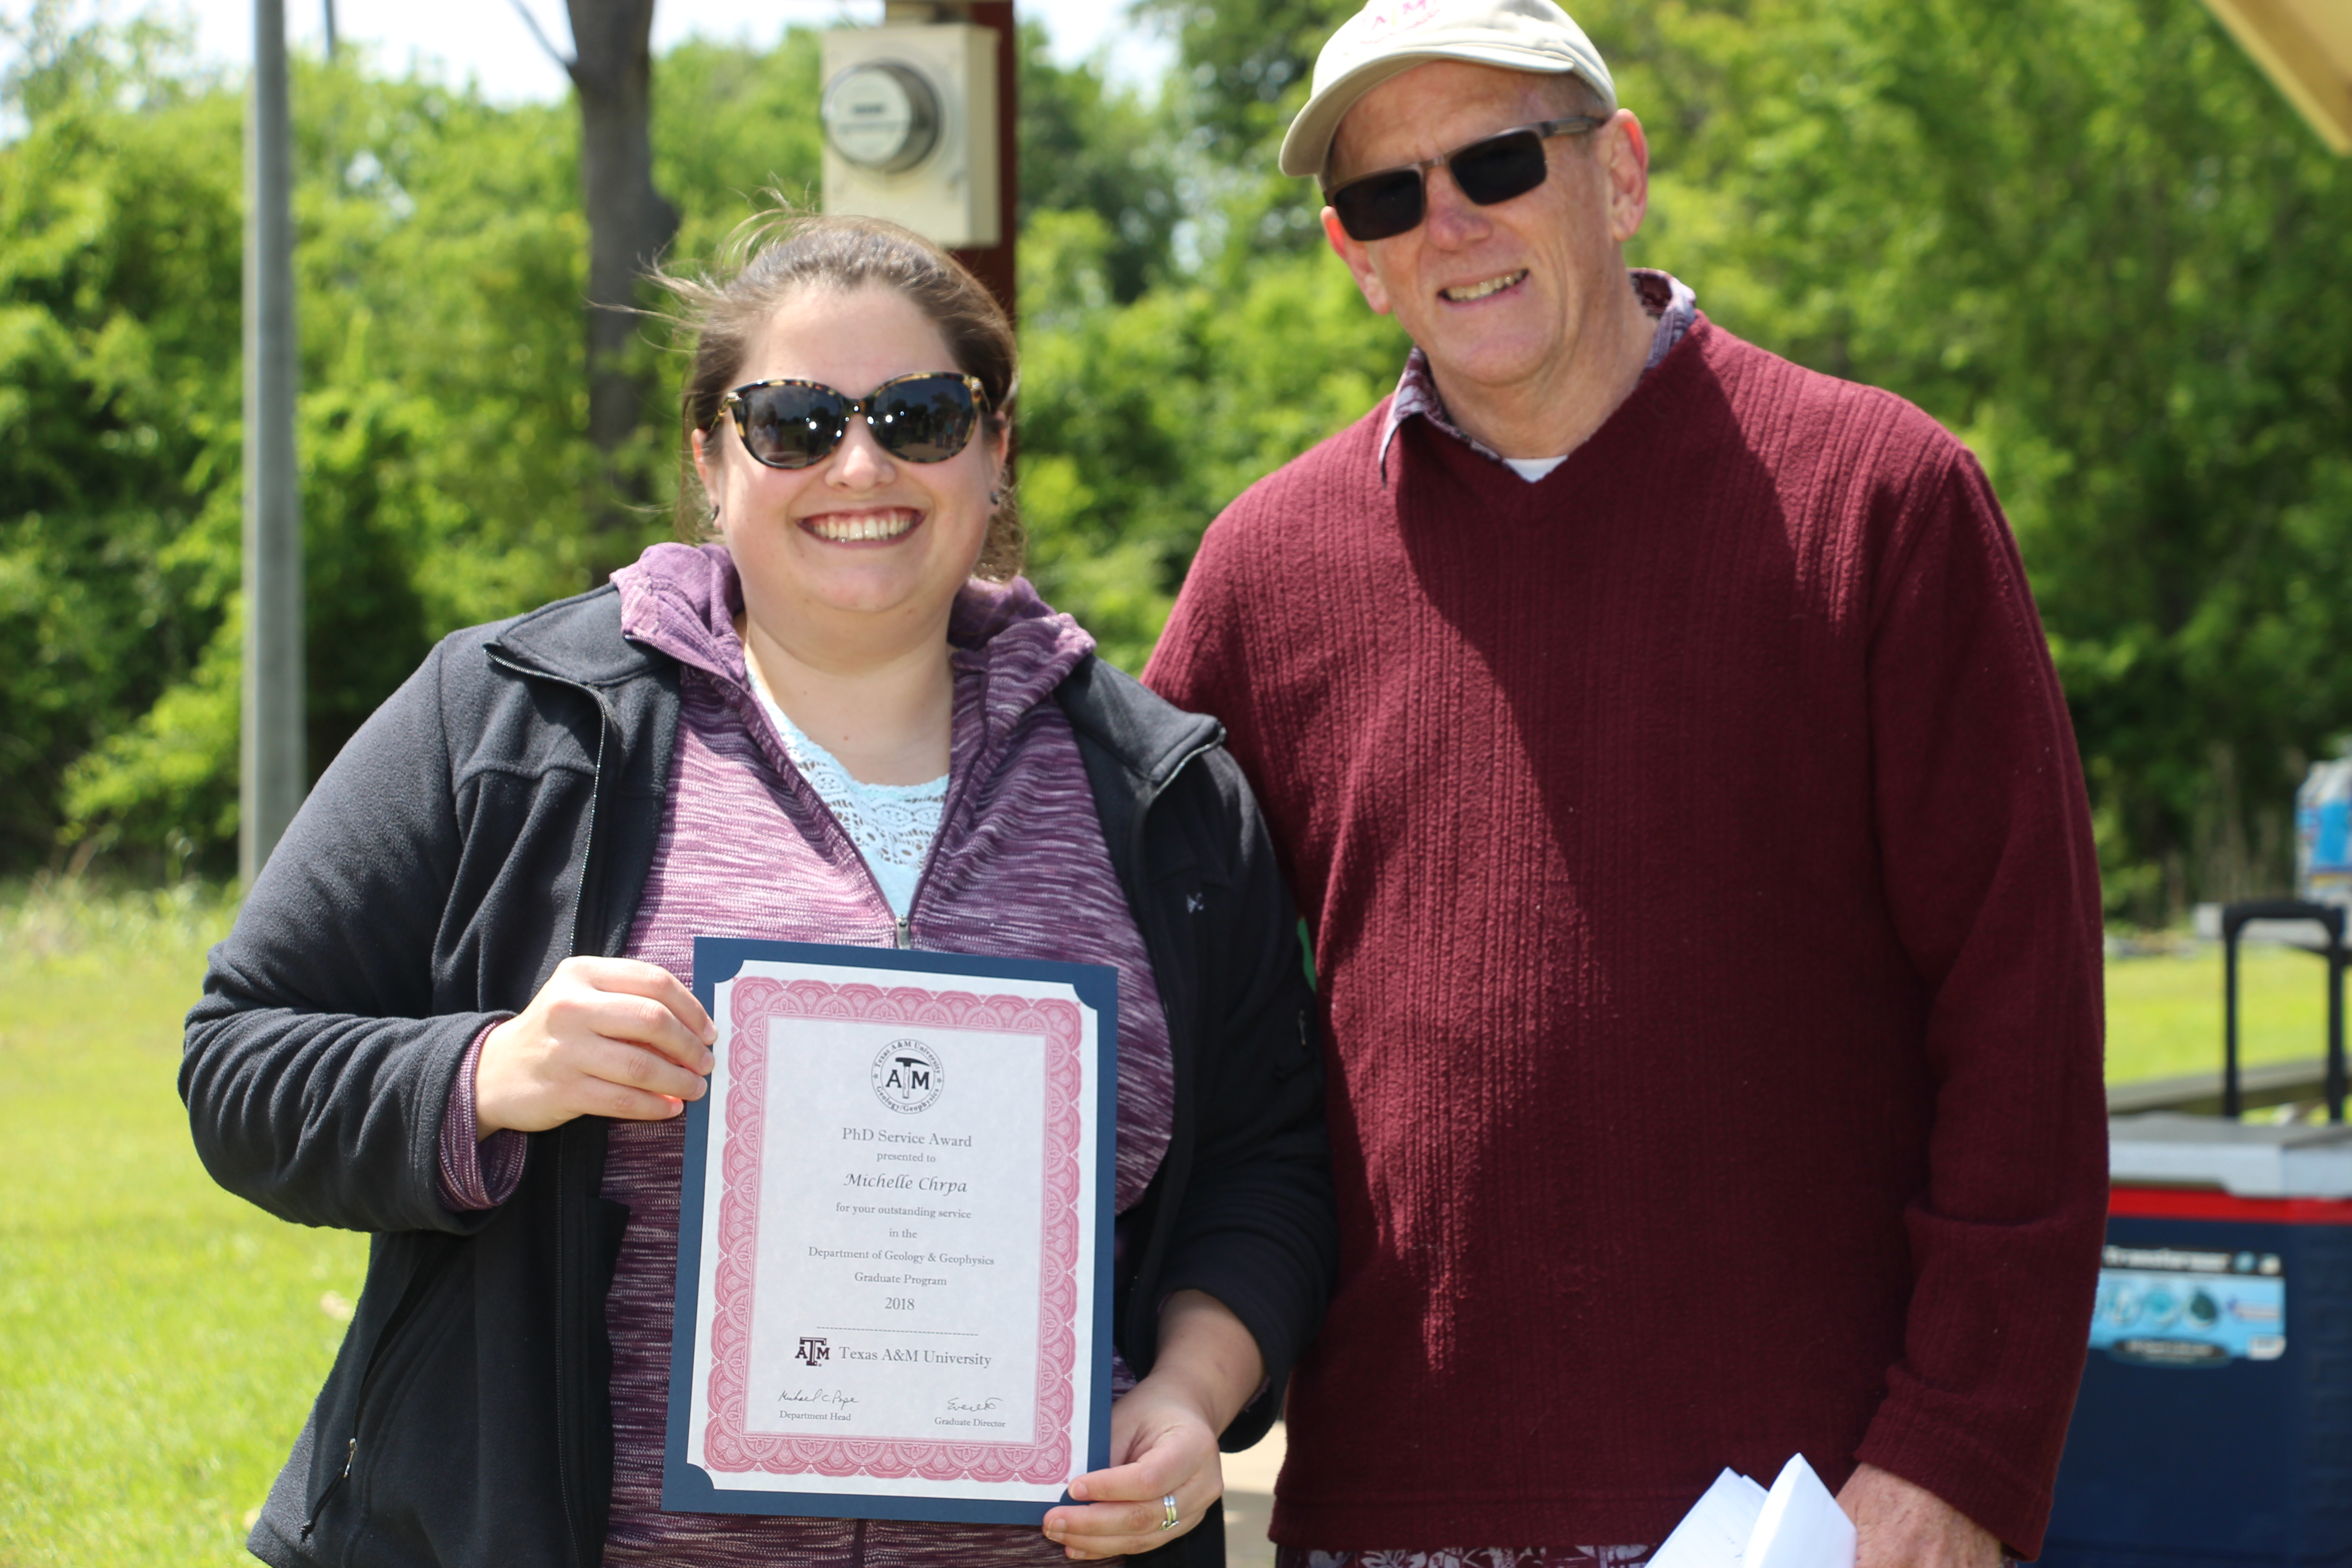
[
  {"xmin": 770, "ymin": 769, "xmax": 926, "ymax": 949},
  {"xmin": 733, "ymin": 670, "xmax": 956, "ymax": 953},
  {"xmin": 300, "ymin": 1220, "xmax": 454, "ymax": 1541},
  {"xmin": 778, "ymin": 777, "xmax": 912, "ymax": 948},
  {"xmin": 488, "ymin": 649, "xmax": 614, "ymax": 1568},
  {"xmin": 870, "ymin": 734, "xmax": 975, "ymax": 951},
  {"xmin": 889, "ymin": 738, "xmax": 976, "ymax": 950},
  {"xmin": 300, "ymin": 1439, "xmax": 358, "ymax": 1539}
]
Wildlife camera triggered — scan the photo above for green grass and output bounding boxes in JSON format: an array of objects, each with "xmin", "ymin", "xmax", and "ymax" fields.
[
  {"xmin": 2105, "ymin": 944, "xmax": 2334, "ymax": 1085},
  {"xmin": 0, "ymin": 881, "xmax": 367, "ymax": 1568},
  {"xmin": 0, "ymin": 877, "xmax": 2329, "ymax": 1565}
]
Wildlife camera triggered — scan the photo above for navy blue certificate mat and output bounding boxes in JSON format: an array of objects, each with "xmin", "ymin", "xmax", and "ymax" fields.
[{"xmin": 662, "ymin": 937, "xmax": 1118, "ymax": 1524}]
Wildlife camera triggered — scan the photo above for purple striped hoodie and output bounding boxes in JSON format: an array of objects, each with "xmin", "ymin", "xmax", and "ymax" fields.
[{"xmin": 590, "ymin": 543, "xmax": 1174, "ymax": 1566}]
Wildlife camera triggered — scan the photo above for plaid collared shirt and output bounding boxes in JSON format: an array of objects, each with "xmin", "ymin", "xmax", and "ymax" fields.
[{"xmin": 1374, "ymin": 268, "xmax": 1697, "ymax": 474}]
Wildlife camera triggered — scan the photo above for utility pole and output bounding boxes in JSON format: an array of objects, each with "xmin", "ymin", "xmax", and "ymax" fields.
[
  {"xmin": 951, "ymin": 0, "xmax": 1017, "ymax": 322},
  {"xmin": 242, "ymin": 0, "xmax": 305, "ymax": 884}
]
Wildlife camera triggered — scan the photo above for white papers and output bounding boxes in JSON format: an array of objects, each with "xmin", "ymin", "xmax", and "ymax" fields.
[
  {"xmin": 1648, "ymin": 1456, "xmax": 1856, "ymax": 1568},
  {"xmin": 1748, "ymin": 1456, "xmax": 1858, "ymax": 1568},
  {"xmin": 1648, "ymin": 1470, "xmax": 1768, "ymax": 1568}
]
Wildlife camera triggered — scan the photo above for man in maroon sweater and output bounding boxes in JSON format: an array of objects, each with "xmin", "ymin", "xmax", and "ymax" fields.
[{"xmin": 1141, "ymin": 1, "xmax": 2108, "ymax": 1566}]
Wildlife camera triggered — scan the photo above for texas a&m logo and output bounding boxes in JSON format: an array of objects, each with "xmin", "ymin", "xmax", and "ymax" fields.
[{"xmin": 871, "ymin": 1038, "xmax": 945, "ymax": 1113}]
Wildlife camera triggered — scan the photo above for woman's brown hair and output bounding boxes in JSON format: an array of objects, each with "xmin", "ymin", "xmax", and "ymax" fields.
[{"xmin": 652, "ymin": 204, "xmax": 1023, "ymax": 581}]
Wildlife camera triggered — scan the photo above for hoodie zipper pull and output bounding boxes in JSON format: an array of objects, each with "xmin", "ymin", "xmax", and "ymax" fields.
[
  {"xmin": 894, "ymin": 916, "xmax": 912, "ymax": 951},
  {"xmin": 300, "ymin": 1439, "xmax": 359, "ymax": 1540}
]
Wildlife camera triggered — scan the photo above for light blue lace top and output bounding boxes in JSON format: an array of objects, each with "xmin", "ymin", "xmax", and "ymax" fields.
[{"xmin": 745, "ymin": 665, "xmax": 948, "ymax": 918}]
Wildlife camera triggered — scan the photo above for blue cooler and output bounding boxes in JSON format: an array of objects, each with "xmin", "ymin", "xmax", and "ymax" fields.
[{"xmin": 2041, "ymin": 1115, "xmax": 2352, "ymax": 1566}]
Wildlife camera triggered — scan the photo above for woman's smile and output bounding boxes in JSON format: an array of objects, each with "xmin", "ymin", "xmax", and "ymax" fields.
[{"xmin": 799, "ymin": 505, "xmax": 925, "ymax": 546}]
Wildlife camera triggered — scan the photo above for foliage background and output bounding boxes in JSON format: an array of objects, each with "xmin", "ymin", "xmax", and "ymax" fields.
[{"xmin": 2, "ymin": 0, "xmax": 2349, "ymax": 920}]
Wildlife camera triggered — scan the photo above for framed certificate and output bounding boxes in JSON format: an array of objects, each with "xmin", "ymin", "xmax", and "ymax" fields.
[{"xmin": 662, "ymin": 938, "xmax": 1118, "ymax": 1524}]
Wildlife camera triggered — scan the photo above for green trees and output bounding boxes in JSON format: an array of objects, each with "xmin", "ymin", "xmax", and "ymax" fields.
[
  {"xmin": 1, "ymin": 13, "xmax": 819, "ymax": 875},
  {"xmin": 1599, "ymin": 0, "xmax": 2352, "ymax": 914},
  {"xmin": 5, "ymin": 23, "xmax": 603, "ymax": 870},
  {"xmin": 3, "ymin": 16, "xmax": 247, "ymax": 866},
  {"xmin": 2, "ymin": 0, "xmax": 2348, "ymax": 916}
]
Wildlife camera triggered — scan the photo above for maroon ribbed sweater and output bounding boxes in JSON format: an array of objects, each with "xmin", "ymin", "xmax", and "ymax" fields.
[{"xmin": 1144, "ymin": 318, "xmax": 2107, "ymax": 1557}]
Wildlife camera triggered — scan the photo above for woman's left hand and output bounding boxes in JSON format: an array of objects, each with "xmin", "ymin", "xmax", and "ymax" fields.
[
  {"xmin": 1044, "ymin": 1377, "xmax": 1225, "ymax": 1559},
  {"xmin": 1042, "ymin": 1289, "xmax": 1264, "ymax": 1561}
]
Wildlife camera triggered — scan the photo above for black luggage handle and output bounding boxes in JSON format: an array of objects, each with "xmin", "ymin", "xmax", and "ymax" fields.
[{"xmin": 2220, "ymin": 899, "xmax": 2347, "ymax": 1123}]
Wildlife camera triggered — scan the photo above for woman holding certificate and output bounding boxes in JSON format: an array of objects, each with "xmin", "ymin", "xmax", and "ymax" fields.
[{"xmin": 184, "ymin": 211, "xmax": 1337, "ymax": 1568}]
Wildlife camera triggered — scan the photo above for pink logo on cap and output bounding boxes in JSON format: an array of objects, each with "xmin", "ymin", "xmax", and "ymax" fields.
[{"xmin": 1361, "ymin": 0, "xmax": 1442, "ymax": 43}]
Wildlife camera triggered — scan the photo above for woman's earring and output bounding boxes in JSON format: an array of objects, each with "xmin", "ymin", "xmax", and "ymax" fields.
[{"xmin": 988, "ymin": 489, "xmax": 1003, "ymax": 507}]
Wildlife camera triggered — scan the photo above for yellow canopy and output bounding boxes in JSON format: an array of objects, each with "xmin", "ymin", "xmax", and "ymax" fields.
[{"xmin": 2199, "ymin": 0, "xmax": 2352, "ymax": 152}]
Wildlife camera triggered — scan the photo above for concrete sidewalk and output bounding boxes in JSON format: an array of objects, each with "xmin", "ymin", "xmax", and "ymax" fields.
[{"xmin": 1221, "ymin": 1421, "xmax": 1286, "ymax": 1568}]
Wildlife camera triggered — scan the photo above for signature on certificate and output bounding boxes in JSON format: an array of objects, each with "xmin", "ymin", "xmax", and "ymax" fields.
[
  {"xmin": 943, "ymin": 1395, "xmax": 1004, "ymax": 1413},
  {"xmin": 778, "ymin": 1387, "xmax": 859, "ymax": 1410}
]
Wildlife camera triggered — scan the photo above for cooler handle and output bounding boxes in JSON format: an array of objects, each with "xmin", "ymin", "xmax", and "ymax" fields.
[{"xmin": 2219, "ymin": 898, "xmax": 2347, "ymax": 1123}]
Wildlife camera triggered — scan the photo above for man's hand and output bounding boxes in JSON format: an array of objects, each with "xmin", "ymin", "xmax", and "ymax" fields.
[
  {"xmin": 474, "ymin": 956, "xmax": 715, "ymax": 1137},
  {"xmin": 1837, "ymin": 1463, "xmax": 2004, "ymax": 1568}
]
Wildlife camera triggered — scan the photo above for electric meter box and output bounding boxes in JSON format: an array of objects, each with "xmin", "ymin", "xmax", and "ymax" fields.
[{"xmin": 820, "ymin": 23, "xmax": 1000, "ymax": 248}]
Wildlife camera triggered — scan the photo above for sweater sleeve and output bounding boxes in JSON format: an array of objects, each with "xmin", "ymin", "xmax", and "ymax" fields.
[
  {"xmin": 182, "ymin": 639, "xmax": 515, "ymax": 1237},
  {"xmin": 1849, "ymin": 446, "xmax": 2108, "ymax": 1557},
  {"xmin": 1145, "ymin": 519, "xmax": 1262, "ymax": 783}
]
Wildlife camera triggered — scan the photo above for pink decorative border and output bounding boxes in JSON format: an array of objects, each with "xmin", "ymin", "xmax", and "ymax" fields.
[{"xmin": 702, "ymin": 977, "xmax": 1086, "ymax": 1484}]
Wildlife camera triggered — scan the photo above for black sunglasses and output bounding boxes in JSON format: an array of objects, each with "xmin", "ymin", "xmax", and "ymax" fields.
[
  {"xmin": 1324, "ymin": 116, "xmax": 1608, "ymax": 243},
  {"xmin": 718, "ymin": 371, "xmax": 990, "ymax": 470}
]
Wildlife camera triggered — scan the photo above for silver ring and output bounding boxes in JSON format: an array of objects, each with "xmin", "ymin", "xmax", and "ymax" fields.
[{"xmin": 1159, "ymin": 1493, "xmax": 1180, "ymax": 1530}]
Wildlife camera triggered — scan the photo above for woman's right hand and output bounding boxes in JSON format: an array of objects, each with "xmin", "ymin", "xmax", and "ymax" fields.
[{"xmin": 475, "ymin": 956, "xmax": 717, "ymax": 1138}]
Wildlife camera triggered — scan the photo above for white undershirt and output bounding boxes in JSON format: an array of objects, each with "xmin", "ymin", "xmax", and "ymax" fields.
[{"xmin": 1503, "ymin": 455, "xmax": 1570, "ymax": 482}]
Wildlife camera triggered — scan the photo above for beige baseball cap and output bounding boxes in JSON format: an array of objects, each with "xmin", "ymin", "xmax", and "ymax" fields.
[{"xmin": 1279, "ymin": 0, "xmax": 1617, "ymax": 180}]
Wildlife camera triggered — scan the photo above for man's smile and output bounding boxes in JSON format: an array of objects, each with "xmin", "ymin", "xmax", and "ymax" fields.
[{"xmin": 1441, "ymin": 269, "xmax": 1528, "ymax": 303}]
